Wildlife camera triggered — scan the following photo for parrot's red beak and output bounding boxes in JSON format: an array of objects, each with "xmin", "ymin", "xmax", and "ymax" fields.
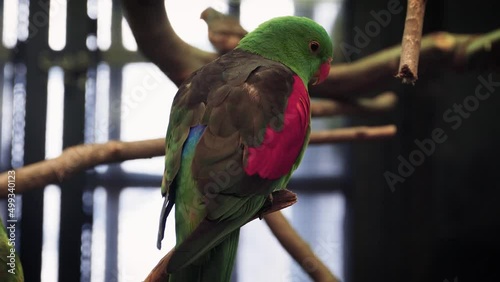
[{"xmin": 311, "ymin": 57, "xmax": 332, "ymax": 85}]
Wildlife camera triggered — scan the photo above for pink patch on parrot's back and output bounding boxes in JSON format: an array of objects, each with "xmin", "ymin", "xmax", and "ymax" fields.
[{"xmin": 244, "ymin": 75, "xmax": 310, "ymax": 179}]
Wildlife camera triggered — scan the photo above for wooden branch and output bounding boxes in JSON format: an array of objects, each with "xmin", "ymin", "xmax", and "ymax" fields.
[
  {"xmin": 311, "ymin": 91, "xmax": 397, "ymax": 117},
  {"xmin": 201, "ymin": 7, "xmax": 247, "ymax": 55},
  {"xmin": 0, "ymin": 139, "xmax": 164, "ymax": 197},
  {"xmin": 265, "ymin": 212, "xmax": 340, "ymax": 282},
  {"xmin": 144, "ymin": 249, "xmax": 174, "ymax": 282},
  {"xmin": 0, "ymin": 125, "xmax": 396, "ymax": 196},
  {"xmin": 311, "ymin": 125, "xmax": 396, "ymax": 143},
  {"xmin": 396, "ymin": 0, "xmax": 427, "ymax": 84},
  {"xmin": 121, "ymin": 0, "xmax": 216, "ymax": 86}
]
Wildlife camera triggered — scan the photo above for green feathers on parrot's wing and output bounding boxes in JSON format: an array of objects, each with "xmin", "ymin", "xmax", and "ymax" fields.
[
  {"xmin": 168, "ymin": 196, "xmax": 267, "ymax": 273},
  {"xmin": 159, "ymin": 15, "xmax": 334, "ymax": 279},
  {"xmin": 160, "ymin": 50, "xmax": 291, "ymax": 197},
  {"xmin": 158, "ymin": 50, "xmax": 297, "ymax": 268},
  {"xmin": 157, "ymin": 50, "xmax": 294, "ymax": 250}
]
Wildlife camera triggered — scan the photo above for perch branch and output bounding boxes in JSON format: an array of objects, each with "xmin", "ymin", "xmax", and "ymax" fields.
[
  {"xmin": 145, "ymin": 249, "xmax": 174, "ymax": 282},
  {"xmin": 0, "ymin": 139, "xmax": 164, "ymax": 197},
  {"xmin": 0, "ymin": 125, "xmax": 396, "ymax": 196},
  {"xmin": 396, "ymin": 0, "xmax": 427, "ymax": 84},
  {"xmin": 265, "ymin": 212, "xmax": 340, "ymax": 282}
]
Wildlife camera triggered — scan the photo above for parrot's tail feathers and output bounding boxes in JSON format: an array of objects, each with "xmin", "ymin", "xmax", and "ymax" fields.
[
  {"xmin": 167, "ymin": 195, "xmax": 266, "ymax": 273},
  {"xmin": 167, "ymin": 230, "xmax": 240, "ymax": 282},
  {"xmin": 157, "ymin": 195, "xmax": 175, "ymax": 250}
]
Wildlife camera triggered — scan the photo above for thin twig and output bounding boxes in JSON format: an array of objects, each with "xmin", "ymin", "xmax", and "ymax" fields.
[{"xmin": 396, "ymin": 0, "xmax": 427, "ymax": 84}]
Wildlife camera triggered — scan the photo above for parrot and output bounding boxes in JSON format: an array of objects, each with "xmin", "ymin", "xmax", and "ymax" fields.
[
  {"xmin": 157, "ymin": 15, "xmax": 333, "ymax": 282},
  {"xmin": 0, "ymin": 217, "xmax": 24, "ymax": 282}
]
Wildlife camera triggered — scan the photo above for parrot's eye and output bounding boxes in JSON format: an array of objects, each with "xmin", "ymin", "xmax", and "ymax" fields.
[{"xmin": 309, "ymin": 41, "xmax": 320, "ymax": 53}]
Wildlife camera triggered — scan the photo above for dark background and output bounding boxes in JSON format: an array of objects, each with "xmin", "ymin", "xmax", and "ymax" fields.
[{"xmin": 339, "ymin": 1, "xmax": 500, "ymax": 282}]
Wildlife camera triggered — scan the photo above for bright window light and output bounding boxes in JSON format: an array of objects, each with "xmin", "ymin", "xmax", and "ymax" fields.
[
  {"xmin": 41, "ymin": 185, "xmax": 61, "ymax": 282},
  {"xmin": 165, "ymin": 0, "xmax": 228, "ymax": 52},
  {"xmin": 2, "ymin": 0, "xmax": 18, "ymax": 48},
  {"xmin": 45, "ymin": 67, "xmax": 64, "ymax": 159},
  {"xmin": 313, "ymin": 1, "xmax": 341, "ymax": 37},
  {"xmin": 118, "ymin": 188, "xmax": 171, "ymax": 280},
  {"xmin": 238, "ymin": 208, "xmax": 292, "ymax": 282},
  {"xmin": 1, "ymin": 64, "xmax": 14, "ymax": 166},
  {"xmin": 49, "ymin": 0, "xmax": 67, "ymax": 51},
  {"xmin": 17, "ymin": 0, "xmax": 29, "ymax": 41},
  {"xmin": 94, "ymin": 63, "xmax": 110, "ymax": 173},
  {"xmin": 95, "ymin": 63, "xmax": 110, "ymax": 144},
  {"xmin": 120, "ymin": 63, "xmax": 176, "ymax": 173},
  {"xmin": 121, "ymin": 17, "xmax": 137, "ymax": 51},
  {"xmin": 240, "ymin": 0, "xmax": 295, "ymax": 31},
  {"xmin": 87, "ymin": 0, "xmax": 97, "ymax": 20},
  {"xmin": 97, "ymin": 0, "xmax": 112, "ymax": 50},
  {"xmin": 91, "ymin": 187, "xmax": 107, "ymax": 282},
  {"xmin": 86, "ymin": 34, "xmax": 97, "ymax": 51},
  {"xmin": 11, "ymin": 66, "xmax": 27, "ymax": 168}
]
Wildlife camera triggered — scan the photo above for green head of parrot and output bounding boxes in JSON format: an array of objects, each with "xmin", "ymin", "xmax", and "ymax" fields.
[{"xmin": 236, "ymin": 16, "xmax": 333, "ymax": 87}]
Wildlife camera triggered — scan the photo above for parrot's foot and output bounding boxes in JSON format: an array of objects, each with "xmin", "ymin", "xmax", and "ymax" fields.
[
  {"xmin": 259, "ymin": 194, "xmax": 274, "ymax": 219},
  {"xmin": 252, "ymin": 189, "xmax": 298, "ymax": 221}
]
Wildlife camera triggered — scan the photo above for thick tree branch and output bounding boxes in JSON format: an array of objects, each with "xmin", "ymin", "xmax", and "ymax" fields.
[
  {"xmin": 121, "ymin": 0, "xmax": 216, "ymax": 86},
  {"xmin": 396, "ymin": 0, "xmax": 427, "ymax": 84},
  {"xmin": 0, "ymin": 125, "xmax": 396, "ymax": 197}
]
